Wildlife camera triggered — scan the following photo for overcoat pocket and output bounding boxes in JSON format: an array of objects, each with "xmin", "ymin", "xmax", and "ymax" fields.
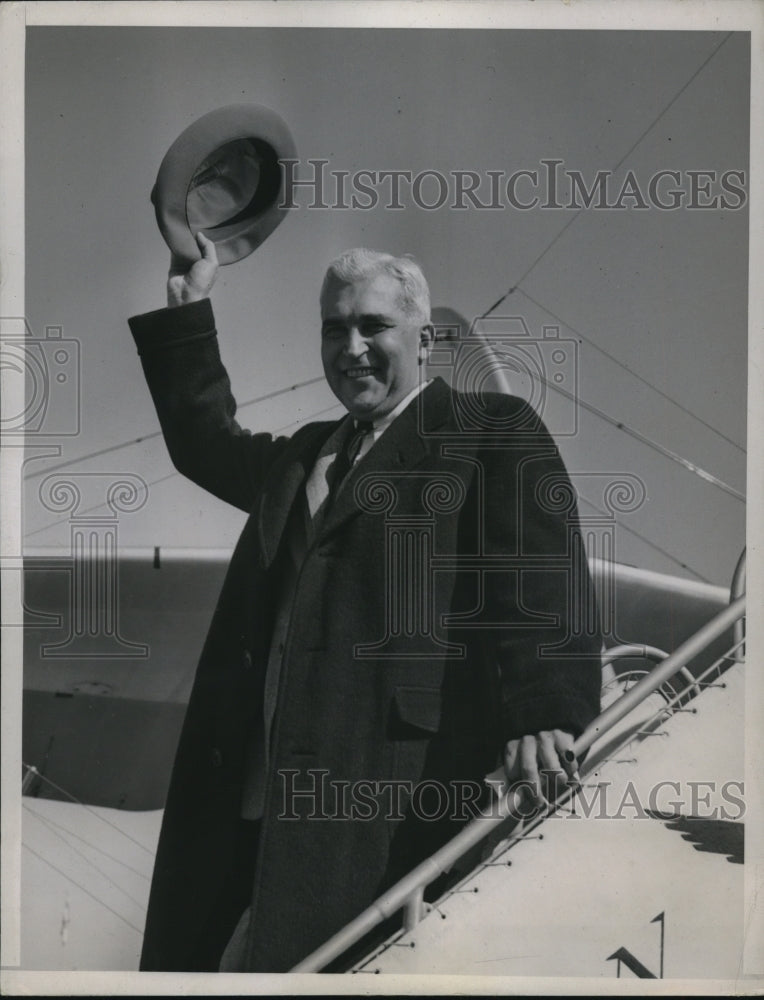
[{"xmin": 387, "ymin": 686, "xmax": 445, "ymax": 839}]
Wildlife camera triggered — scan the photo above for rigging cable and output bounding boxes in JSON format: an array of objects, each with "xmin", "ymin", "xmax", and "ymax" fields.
[
  {"xmin": 23, "ymin": 803, "xmax": 148, "ymax": 910},
  {"xmin": 482, "ymin": 32, "xmax": 734, "ymax": 311},
  {"xmin": 23, "ymin": 402, "xmax": 345, "ymax": 538},
  {"xmin": 21, "ymin": 803, "xmax": 151, "ymax": 881},
  {"xmin": 514, "ymin": 286, "xmax": 744, "ymax": 456},
  {"xmin": 22, "ymin": 375, "xmax": 327, "ymax": 480},
  {"xmin": 22, "ymin": 843, "xmax": 144, "ymax": 936},
  {"xmin": 576, "ymin": 496, "xmax": 710, "ymax": 583},
  {"xmin": 21, "ymin": 764, "xmax": 155, "ymax": 857},
  {"xmin": 20, "ymin": 35, "xmax": 745, "ymax": 572},
  {"xmin": 475, "ymin": 30, "xmax": 745, "ymax": 467}
]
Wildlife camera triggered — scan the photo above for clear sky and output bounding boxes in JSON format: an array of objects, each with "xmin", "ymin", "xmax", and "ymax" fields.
[{"xmin": 21, "ymin": 26, "xmax": 749, "ymax": 586}]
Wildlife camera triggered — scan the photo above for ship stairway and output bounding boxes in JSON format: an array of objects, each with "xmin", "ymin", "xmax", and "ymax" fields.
[{"xmin": 293, "ymin": 550, "xmax": 747, "ymax": 976}]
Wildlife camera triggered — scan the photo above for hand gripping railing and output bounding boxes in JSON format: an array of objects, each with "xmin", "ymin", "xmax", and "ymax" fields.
[{"xmin": 290, "ymin": 593, "xmax": 745, "ymax": 972}]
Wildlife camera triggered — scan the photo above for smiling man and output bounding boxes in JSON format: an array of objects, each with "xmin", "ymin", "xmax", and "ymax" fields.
[
  {"xmin": 320, "ymin": 253, "xmax": 433, "ymax": 421},
  {"xmin": 128, "ymin": 240, "xmax": 602, "ymax": 972}
]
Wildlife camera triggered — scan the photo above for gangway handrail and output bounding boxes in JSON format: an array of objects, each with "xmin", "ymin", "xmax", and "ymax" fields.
[
  {"xmin": 599, "ymin": 643, "xmax": 702, "ymax": 705},
  {"xmin": 600, "ymin": 643, "xmax": 668, "ymax": 667},
  {"xmin": 290, "ymin": 593, "xmax": 746, "ymax": 973}
]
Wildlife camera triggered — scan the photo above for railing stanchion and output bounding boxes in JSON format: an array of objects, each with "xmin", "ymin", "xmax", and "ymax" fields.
[
  {"xmin": 403, "ymin": 887, "xmax": 424, "ymax": 932},
  {"xmin": 291, "ymin": 594, "xmax": 746, "ymax": 973}
]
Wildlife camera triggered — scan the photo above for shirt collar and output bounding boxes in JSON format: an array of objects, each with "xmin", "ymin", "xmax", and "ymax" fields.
[{"xmin": 354, "ymin": 378, "xmax": 432, "ymax": 437}]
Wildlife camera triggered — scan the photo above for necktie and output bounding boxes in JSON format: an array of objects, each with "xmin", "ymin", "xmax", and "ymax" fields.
[{"xmin": 326, "ymin": 419, "xmax": 374, "ymax": 508}]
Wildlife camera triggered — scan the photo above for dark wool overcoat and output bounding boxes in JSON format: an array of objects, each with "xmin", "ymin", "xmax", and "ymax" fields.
[{"xmin": 128, "ymin": 298, "xmax": 602, "ymax": 972}]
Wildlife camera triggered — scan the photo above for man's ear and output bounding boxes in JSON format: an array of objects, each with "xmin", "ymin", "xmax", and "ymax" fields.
[{"xmin": 418, "ymin": 323, "xmax": 435, "ymax": 362}]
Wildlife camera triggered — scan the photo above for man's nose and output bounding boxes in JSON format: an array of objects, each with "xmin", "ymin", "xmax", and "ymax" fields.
[{"xmin": 342, "ymin": 327, "xmax": 368, "ymax": 358}]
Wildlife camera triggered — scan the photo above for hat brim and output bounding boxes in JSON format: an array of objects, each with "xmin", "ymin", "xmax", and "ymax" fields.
[{"xmin": 151, "ymin": 104, "xmax": 297, "ymax": 266}]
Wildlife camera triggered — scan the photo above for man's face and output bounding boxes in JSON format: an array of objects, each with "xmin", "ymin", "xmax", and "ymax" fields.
[{"xmin": 321, "ymin": 273, "xmax": 431, "ymax": 421}]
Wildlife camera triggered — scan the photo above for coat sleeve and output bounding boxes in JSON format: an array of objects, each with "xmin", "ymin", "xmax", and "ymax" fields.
[
  {"xmin": 128, "ymin": 298, "xmax": 289, "ymax": 512},
  {"xmin": 478, "ymin": 396, "xmax": 602, "ymax": 743}
]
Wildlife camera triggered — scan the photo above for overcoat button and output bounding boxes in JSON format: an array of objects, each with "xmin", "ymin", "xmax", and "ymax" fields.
[
  {"xmin": 211, "ymin": 747, "xmax": 224, "ymax": 768},
  {"xmin": 242, "ymin": 649, "xmax": 253, "ymax": 670}
]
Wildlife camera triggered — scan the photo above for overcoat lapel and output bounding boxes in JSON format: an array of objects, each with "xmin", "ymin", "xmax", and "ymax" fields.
[
  {"xmin": 257, "ymin": 379, "xmax": 455, "ymax": 559},
  {"xmin": 317, "ymin": 378, "xmax": 454, "ymax": 541}
]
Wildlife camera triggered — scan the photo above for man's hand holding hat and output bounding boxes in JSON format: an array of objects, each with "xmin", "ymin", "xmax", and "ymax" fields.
[
  {"xmin": 151, "ymin": 104, "xmax": 297, "ymax": 268},
  {"xmin": 167, "ymin": 232, "xmax": 219, "ymax": 308}
]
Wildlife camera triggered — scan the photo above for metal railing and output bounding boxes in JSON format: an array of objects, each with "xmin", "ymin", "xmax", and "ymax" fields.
[
  {"xmin": 600, "ymin": 644, "xmax": 701, "ymax": 701},
  {"xmin": 291, "ymin": 592, "xmax": 745, "ymax": 972}
]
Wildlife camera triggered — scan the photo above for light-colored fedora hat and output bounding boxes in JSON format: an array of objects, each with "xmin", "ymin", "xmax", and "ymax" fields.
[{"xmin": 151, "ymin": 103, "xmax": 297, "ymax": 265}]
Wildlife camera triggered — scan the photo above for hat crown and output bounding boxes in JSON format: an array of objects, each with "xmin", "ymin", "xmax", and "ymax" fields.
[{"xmin": 152, "ymin": 103, "xmax": 297, "ymax": 265}]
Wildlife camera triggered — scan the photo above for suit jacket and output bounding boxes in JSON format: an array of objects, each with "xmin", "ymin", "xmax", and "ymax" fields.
[{"xmin": 128, "ymin": 298, "xmax": 602, "ymax": 971}]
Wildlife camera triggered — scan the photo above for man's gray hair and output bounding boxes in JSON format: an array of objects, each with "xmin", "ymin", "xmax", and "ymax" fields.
[{"xmin": 320, "ymin": 248, "xmax": 431, "ymax": 324}]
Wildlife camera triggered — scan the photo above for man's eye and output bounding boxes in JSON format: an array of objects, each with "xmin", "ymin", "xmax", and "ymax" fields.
[
  {"xmin": 363, "ymin": 323, "xmax": 389, "ymax": 335},
  {"xmin": 322, "ymin": 326, "xmax": 344, "ymax": 339}
]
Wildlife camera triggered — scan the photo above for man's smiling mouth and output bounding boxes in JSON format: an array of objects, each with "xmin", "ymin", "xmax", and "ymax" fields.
[{"xmin": 343, "ymin": 366, "xmax": 378, "ymax": 379}]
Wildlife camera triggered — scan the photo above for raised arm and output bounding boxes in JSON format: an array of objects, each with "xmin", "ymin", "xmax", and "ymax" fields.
[{"xmin": 127, "ymin": 233, "xmax": 289, "ymax": 512}]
